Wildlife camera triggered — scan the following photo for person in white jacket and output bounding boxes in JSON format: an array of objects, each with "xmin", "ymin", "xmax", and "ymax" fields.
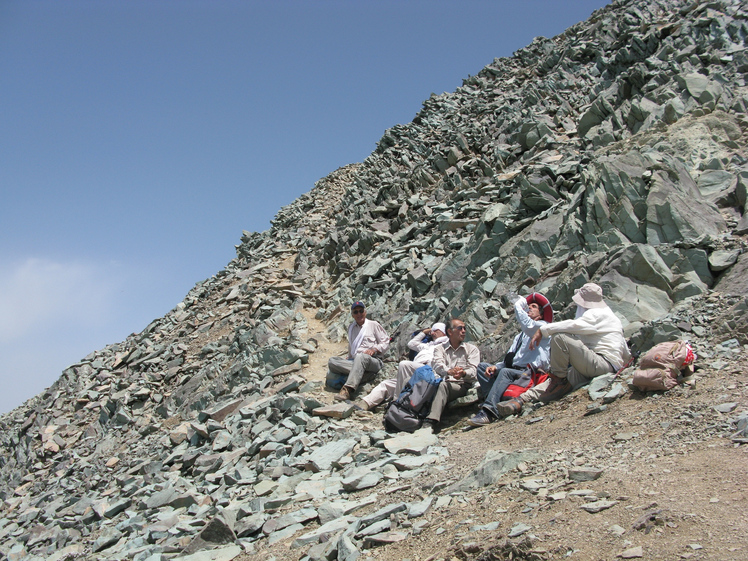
[
  {"xmin": 497, "ymin": 283, "xmax": 631, "ymax": 415},
  {"xmin": 356, "ymin": 322, "xmax": 447, "ymax": 411}
]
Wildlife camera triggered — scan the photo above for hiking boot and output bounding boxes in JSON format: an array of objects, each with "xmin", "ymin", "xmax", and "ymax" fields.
[
  {"xmin": 467, "ymin": 409, "xmax": 493, "ymax": 427},
  {"xmin": 334, "ymin": 386, "xmax": 352, "ymax": 402},
  {"xmin": 354, "ymin": 400, "xmax": 370, "ymax": 411},
  {"xmin": 421, "ymin": 418, "xmax": 438, "ymax": 433},
  {"xmin": 495, "ymin": 397, "xmax": 523, "ymax": 417},
  {"xmin": 540, "ymin": 373, "xmax": 572, "ymax": 402}
]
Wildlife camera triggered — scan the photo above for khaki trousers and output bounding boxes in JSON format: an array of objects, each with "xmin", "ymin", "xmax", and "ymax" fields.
[
  {"xmin": 328, "ymin": 354, "xmax": 382, "ymax": 391},
  {"xmin": 550, "ymin": 333, "xmax": 614, "ymax": 388},
  {"xmin": 426, "ymin": 380, "xmax": 468, "ymax": 422},
  {"xmin": 394, "ymin": 360, "xmax": 426, "ymax": 396},
  {"xmin": 361, "ymin": 378, "xmax": 396, "ymax": 408}
]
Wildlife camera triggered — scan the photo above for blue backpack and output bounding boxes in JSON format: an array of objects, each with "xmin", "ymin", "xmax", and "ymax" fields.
[{"xmin": 326, "ymin": 369, "xmax": 348, "ymax": 390}]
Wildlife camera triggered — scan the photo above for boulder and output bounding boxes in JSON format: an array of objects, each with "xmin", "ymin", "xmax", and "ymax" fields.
[
  {"xmin": 446, "ymin": 449, "xmax": 539, "ymax": 493},
  {"xmin": 645, "ymin": 161, "xmax": 726, "ymax": 245},
  {"xmin": 709, "ymin": 249, "xmax": 740, "ymax": 272},
  {"xmin": 714, "ymin": 253, "xmax": 748, "ymax": 296}
]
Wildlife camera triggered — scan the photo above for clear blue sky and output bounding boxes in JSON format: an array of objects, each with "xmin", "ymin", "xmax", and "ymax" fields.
[{"xmin": 0, "ymin": 0, "xmax": 608, "ymax": 414}]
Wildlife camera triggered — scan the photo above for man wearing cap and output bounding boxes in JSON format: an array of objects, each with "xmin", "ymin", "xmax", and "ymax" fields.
[
  {"xmin": 329, "ymin": 301, "xmax": 390, "ymax": 402},
  {"xmin": 356, "ymin": 322, "xmax": 447, "ymax": 411},
  {"xmin": 467, "ymin": 293, "xmax": 553, "ymax": 427},
  {"xmin": 498, "ymin": 282, "xmax": 631, "ymax": 414}
]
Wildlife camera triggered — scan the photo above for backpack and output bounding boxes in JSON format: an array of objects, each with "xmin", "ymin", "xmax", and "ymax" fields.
[
  {"xmin": 502, "ymin": 367, "xmax": 550, "ymax": 400},
  {"xmin": 383, "ymin": 365, "xmax": 441, "ymax": 433},
  {"xmin": 326, "ymin": 370, "xmax": 348, "ymax": 390},
  {"xmin": 632, "ymin": 340, "xmax": 696, "ymax": 391}
]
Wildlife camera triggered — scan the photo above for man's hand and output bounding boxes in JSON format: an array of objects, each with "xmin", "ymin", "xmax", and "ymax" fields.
[
  {"xmin": 448, "ymin": 367, "xmax": 465, "ymax": 379},
  {"xmin": 529, "ymin": 329, "xmax": 542, "ymax": 350},
  {"xmin": 485, "ymin": 365, "xmax": 497, "ymax": 377},
  {"xmin": 362, "ymin": 348, "xmax": 376, "ymax": 356}
]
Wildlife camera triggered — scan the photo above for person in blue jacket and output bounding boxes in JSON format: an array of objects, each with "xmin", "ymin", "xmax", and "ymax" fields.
[{"xmin": 467, "ymin": 293, "xmax": 553, "ymax": 427}]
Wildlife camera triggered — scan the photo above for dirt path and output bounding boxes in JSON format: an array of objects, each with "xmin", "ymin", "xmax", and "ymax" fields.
[{"xmin": 300, "ymin": 306, "xmax": 347, "ymax": 387}]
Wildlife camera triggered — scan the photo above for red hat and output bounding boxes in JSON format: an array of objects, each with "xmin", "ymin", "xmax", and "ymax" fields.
[{"xmin": 526, "ymin": 292, "xmax": 553, "ymax": 323}]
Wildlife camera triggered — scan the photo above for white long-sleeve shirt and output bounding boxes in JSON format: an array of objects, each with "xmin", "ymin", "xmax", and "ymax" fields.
[
  {"xmin": 348, "ymin": 319, "xmax": 390, "ymax": 358},
  {"xmin": 407, "ymin": 332, "xmax": 449, "ymax": 365},
  {"xmin": 432, "ymin": 342, "xmax": 481, "ymax": 385},
  {"xmin": 539, "ymin": 306, "xmax": 630, "ymax": 369}
]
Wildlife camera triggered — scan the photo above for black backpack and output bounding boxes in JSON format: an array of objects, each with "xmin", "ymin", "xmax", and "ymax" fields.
[{"xmin": 383, "ymin": 365, "xmax": 441, "ymax": 433}]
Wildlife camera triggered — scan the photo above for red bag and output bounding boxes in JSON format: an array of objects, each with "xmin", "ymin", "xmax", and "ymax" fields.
[{"xmin": 502, "ymin": 369, "xmax": 550, "ymax": 399}]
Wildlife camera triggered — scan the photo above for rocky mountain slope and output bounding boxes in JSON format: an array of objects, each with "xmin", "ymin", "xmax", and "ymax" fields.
[{"xmin": 1, "ymin": 0, "xmax": 747, "ymax": 559}]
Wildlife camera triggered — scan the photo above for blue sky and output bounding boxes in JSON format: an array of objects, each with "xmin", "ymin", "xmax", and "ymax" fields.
[{"xmin": 0, "ymin": 0, "xmax": 608, "ymax": 414}]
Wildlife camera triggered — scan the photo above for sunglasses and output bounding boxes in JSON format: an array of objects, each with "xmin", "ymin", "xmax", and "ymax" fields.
[
  {"xmin": 352, "ymin": 309, "xmax": 365, "ymax": 315},
  {"xmin": 451, "ymin": 325, "xmax": 466, "ymax": 331}
]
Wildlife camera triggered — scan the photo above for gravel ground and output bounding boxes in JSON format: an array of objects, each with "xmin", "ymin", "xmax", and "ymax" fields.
[{"xmin": 246, "ymin": 351, "xmax": 748, "ymax": 561}]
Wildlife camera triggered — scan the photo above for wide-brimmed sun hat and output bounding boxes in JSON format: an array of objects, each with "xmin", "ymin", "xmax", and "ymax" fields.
[{"xmin": 571, "ymin": 283, "xmax": 607, "ymax": 309}]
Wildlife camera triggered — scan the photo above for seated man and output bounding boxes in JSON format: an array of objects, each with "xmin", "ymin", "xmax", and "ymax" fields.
[
  {"xmin": 358, "ymin": 322, "xmax": 447, "ymax": 411},
  {"xmin": 497, "ymin": 283, "xmax": 631, "ymax": 416},
  {"xmin": 407, "ymin": 322, "xmax": 448, "ymax": 362},
  {"xmin": 395, "ymin": 318, "xmax": 480, "ymax": 432},
  {"xmin": 467, "ymin": 293, "xmax": 553, "ymax": 427},
  {"xmin": 329, "ymin": 301, "xmax": 390, "ymax": 402}
]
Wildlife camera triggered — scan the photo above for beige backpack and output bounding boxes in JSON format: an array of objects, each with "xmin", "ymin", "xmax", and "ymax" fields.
[{"xmin": 632, "ymin": 340, "xmax": 695, "ymax": 391}]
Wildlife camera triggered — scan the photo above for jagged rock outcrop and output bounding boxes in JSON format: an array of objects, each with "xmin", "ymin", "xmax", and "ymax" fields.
[{"xmin": 1, "ymin": 0, "xmax": 747, "ymax": 560}]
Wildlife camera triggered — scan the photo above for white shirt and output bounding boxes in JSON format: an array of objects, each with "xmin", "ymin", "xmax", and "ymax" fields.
[
  {"xmin": 432, "ymin": 341, "xmax": 481, "ymax": 384},
  {"xmin": 407, "ymin": 332, "xmax": 449, "ymax": 365},
  {"xmin": 539, "ymin": 306, "xmax": 630, "ymax": 369},
  {"xmin": 347, "ymin": 319, "xmax": 390, "ymax": 357}
]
